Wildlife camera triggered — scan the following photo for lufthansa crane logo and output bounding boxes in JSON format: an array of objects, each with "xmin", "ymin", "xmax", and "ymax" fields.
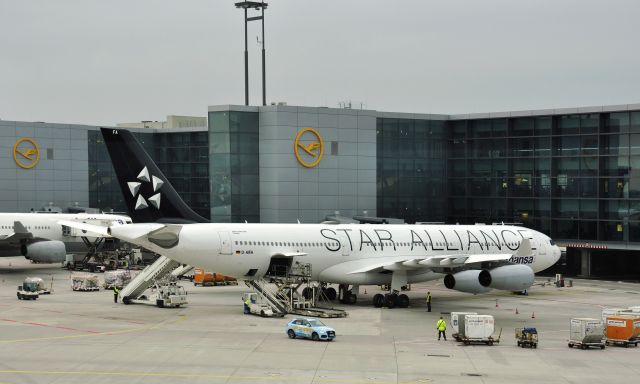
[
  {"xmin": 13, "ymin": 138, "xmax": 40, "ymax": 169},
  {"xmin": 294, "ymin": 127, "xmax": 324, "ymax": 168}
]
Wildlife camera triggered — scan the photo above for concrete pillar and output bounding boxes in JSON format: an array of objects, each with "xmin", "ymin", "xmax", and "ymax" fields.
[{"xmin": 580, "ymin": 249, "xmax": 591, "ymax": 277}]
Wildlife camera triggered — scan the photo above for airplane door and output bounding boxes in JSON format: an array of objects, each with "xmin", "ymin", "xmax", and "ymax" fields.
[{"xmin": 218, "ymin": 231, "xmax": 232, "ymax": 255}]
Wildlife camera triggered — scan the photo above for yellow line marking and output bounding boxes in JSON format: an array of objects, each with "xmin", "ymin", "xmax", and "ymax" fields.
[{"xmin": 0, "ymin": 369, "xmax": 430, "ymax": 383}]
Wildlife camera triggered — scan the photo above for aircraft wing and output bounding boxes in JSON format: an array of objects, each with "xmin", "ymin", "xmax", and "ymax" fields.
[{"xmin": 346, "ymin": 242, "xmax": 530, "ymax": 274}]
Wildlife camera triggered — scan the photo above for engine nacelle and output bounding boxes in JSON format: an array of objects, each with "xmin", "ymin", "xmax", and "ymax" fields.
[
  {"xmin": 21, "ymin": 241, "xmax": 66, "ymax": 263},
  {"xmin": 478, "ymin": 264, "xmax": 534, "ymax": 291},
  {"xmin": 444, "ymin": 270, "xmax": 492, "ymax": 294}
]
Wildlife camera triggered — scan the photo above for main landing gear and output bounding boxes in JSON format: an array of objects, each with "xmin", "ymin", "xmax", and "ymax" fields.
[
  {"xmin": 338, "ymin": 284, "xmax": 358, "ymax": 305},
  {"xmin": 372, "ymin": 292, "xmax": 410, "ymax": 308}
]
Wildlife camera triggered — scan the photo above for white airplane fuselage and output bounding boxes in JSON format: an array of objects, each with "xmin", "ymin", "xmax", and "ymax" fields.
[
  {"xmin": 0, "ymin": 212, "xmax": 131, "ymax": 257},
  {"xmin": 111, "ymin": 223, "xmax": 561, "ymax": 285}
]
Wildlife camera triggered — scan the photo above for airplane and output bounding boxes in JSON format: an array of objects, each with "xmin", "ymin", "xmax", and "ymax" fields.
[
  {"xmin": 0, "ymin": 212, "xmax": 131, "ymax": 263},
  {"xmin": 60, "ymin": 128, "xmax": 562, "ymax": 308}
]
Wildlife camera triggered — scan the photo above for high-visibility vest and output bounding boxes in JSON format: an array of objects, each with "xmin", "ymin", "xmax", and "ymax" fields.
[
  {"xmin": 426, "ymin": 294, "xmax": 432, "ymax": 303},
  {"xmin": 244, "ymin": 298, "xmax": 250, "ymax": 305},
  {"xmin": 436, "ymin": 319, "xmax": 446, "ymax": 331},
  {"xmin": 114, "ymin": 287, "xmax": 119, "ymax": 294}
]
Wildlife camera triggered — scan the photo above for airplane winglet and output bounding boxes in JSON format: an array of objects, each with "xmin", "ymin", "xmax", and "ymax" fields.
[
  {"xmin": 516, "ymin": 238, "xmax": 533, "ymax": 257},
  {"xmin": 13, "ymin": 221, "xmax": 29, "ymax": 234}
]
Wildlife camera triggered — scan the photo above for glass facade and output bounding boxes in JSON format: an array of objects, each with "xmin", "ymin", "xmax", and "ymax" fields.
[
  {"xmin": 445, "ymin": 110, "xmax": 640, "ymax": 243},
  {"xmin": 208, "ymin": 111, "xmax": 260, "ymax": 223},
  {"xmin": 88, "ymin": 130, "xmax": 210, "ymax": 219},
  {"xmin": 376, "ymin": 118, "xmax": 447, "ymax": 223}
]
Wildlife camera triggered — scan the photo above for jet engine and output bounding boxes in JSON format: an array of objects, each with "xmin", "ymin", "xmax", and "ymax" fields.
[
  {"xmin": 21, "ymin": 241, "xmax": 66, "ymax": 263},
  {"xmin": 444, "ymin": 270, "xmax": 492, "ymax": 294},
  {"xmin": 478, "ymin": 264, "xmax": 534, "ymax": 291}
]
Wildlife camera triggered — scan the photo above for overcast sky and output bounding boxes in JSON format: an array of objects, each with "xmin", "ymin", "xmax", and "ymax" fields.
[{"xmin": 1, "ymin": 0, "xmax": 639, "ymax": 125}]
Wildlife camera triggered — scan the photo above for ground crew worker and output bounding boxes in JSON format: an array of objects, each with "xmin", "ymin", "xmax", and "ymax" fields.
[
  {"xmin": 113, "ymin": 286, "xmax": 119, "ymax": 303},
  {"xmin": 243, "ymin": 296, "xmax": 251, "ymax": 314},
  {"xmin": 436, "ymin": 316, "xmax": 447, "ymax": 341},
  {"xmin": 426, "ymin": 291, "xmax": 432, "ymax": 312}
]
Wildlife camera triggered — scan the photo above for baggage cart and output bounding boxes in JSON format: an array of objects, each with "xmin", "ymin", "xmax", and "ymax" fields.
[
  {"xmin": 568, "ymin": 318, "xmax": 605, "ymax": 349},
  {"xmin": 451, "ymin": 312, "xmax": 477, "ymax": 342},
  {"xmin": 458, "ymin": 314, "xmax": 501, "ymax": 345},
  {"xmin": 71, "ymin": 273, "xmax": 100, "ymax": 291},
  {"xmin": 515, "ymin": 327, "xmax": 538, "ymax": 348},
  {"xmin": 604, "ymin": 315, "xmax": 640, "ymax": 347}
]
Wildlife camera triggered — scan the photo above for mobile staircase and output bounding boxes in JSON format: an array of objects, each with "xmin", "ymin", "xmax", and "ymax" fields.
[
  {"xmin": 171, "ymin": 264, "xmax": 194, "ymax": 279},
  {"xmin": 245, "ymin": 262, "xmax": 347, "ymax": 318},
  {"xmin": 119, "ymin": 255, "xmax": 180, "ymax": 304}
]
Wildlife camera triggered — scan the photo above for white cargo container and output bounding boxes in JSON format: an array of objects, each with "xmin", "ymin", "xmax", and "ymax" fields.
[
  {"xmin": 568, "ymin": 318, "xmax": 605, "ymax": 349},
  {"xmin": 451, "ymin": 312, "xmax": 477, "ymax": 341},
  {"xmin": 458, "ymin": 315, "xmax": 499, "ymax": 345},
  {"xmin": 602, "ymin": 308, "xmax": 633, "ymax": 322}
]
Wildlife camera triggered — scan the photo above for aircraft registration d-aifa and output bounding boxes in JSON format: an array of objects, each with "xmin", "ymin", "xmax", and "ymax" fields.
[{"xmin": 60, "ymin": 128, "xmax": 561, "ymax": 308}]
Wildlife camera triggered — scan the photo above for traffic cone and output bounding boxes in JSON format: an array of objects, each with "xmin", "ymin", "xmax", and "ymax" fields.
[
  {"xmin": 531, "ymin": 312, "xmax": 535, "ymax": 319},
  {"xmin": 515, "ymin": 308, "xmax": 519, "ymax": 315}
]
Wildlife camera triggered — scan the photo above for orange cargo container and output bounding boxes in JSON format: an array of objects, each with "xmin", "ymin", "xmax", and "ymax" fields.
[
  {"xmin": 194, "ymin": 269, "xmax": 235, "ymax": 286},
  {"xmin": 194, "ymin": 268, "xmax": 215, "ymax": 286},
  {"xmin": 605, "ymin": 315, "xmax": 640, "ymax": 347}
]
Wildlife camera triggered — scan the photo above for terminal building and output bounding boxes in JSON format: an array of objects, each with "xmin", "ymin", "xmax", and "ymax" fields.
[{"xmin": 1, "ymin": 103, "xmax": 640, "ymax": 278}]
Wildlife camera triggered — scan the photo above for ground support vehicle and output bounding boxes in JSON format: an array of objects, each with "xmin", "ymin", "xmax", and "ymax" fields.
[
  {"xmin": 286, "ymin": 318, "xmax": 336, "ymax": 341},
  {"xmin": 17, "ymin": 277, "xmax": 43, "ymax": 300},
  {"xmin": 568, "ymin": 318, "xmax": 605, "ymax": 349},
  {"xmin": 459, "ymin": 330, "xmax": 501, "ymax": 346},
  {"xmin": 515, "ymin": 327, "xmax": 538, "ymax": 348},
  {"xmin": 132, "ymin": 282, "xmax": 187, "ymax": 308},
  {"xmin": 242, "ymin": 292, "xmax": 284, "ymax": 317}
]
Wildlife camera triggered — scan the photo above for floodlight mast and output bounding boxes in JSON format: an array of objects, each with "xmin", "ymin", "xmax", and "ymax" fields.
[{"xmin": 235, "ymin": 1, "xmax": 268, "ymax": 106}]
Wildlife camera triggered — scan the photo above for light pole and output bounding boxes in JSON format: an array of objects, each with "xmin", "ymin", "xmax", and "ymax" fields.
[{"xmin": 234, "ymin": 1, "xmax": 268, "ymax": 106}]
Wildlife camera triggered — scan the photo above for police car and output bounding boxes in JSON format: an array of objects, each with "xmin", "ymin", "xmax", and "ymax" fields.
[{"xmin": 286, "ymin": 318, "xmax": 336, "ymax": 341}]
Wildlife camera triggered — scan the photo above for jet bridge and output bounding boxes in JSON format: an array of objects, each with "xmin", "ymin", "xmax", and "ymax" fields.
[{"xmin": 119, "ymin": 255, "xmax": 180, "ymax": 304}]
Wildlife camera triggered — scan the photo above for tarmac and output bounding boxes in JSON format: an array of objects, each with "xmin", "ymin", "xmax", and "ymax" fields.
[{"xmin": 0, "ymin": 256, "xmax": 638, "ymax": 384}]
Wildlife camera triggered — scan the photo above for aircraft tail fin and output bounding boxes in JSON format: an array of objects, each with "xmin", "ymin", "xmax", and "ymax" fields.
[{"xmin": 100, "ymin": 128, "xmax": 208, "ymax": 224}]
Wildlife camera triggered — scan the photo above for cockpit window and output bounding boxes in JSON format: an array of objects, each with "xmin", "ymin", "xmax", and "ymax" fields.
[{"xmin": 549, "ymin": 239, "xmax": 556, "ymax": 246}]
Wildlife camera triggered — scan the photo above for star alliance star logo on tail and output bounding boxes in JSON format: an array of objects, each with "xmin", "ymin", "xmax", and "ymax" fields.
[{"xmin": 127, "ymin": 166, "xmax": 164, "ymax": 210}]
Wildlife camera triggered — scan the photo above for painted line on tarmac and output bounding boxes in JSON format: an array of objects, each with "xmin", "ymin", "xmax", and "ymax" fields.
[
  {"xmin": 0, "ymin": 318, "xmax": 100, "ymax": 333},
  {"xmin": 0, "ymin": 369, "xmax": 430, "ymax": 384},
  {"xmin": 0, "ymin": 315, "xmax": 187, "ymax": 344}
]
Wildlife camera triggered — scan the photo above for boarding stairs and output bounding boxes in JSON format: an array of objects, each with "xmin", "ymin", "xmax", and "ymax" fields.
[
  {"xmin": 245, "ymin": 262, "xmax": 347, "ymax": 318},
  {"xmin": 119, "ymin": 255, "xmax": 180, "ymax": 304},
  {"xmin": 171, "ymin": 264, "xmax": 194, "ymax": 278}
]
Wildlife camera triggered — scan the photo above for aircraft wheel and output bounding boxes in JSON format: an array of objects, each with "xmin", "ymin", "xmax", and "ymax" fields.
[
  {"xmin": 302, "ymin": 287, "xmax": 313, "ymax": 300},
  {"xmin": 325, "ymin": 287, "xmax": 337, "ymax": 301},
  {"xmin": 288, "ymin": 329, "xmax": 296, "ymax": 339},
  {"xmin": 373, "ymin": 294, "xmax": 385, "ymax": 308},
  {"xmin": 397, "ymin": 294, "xmax": 409, "ymax": 308},
  {"xmin": 385, "ymin": 294, "xmax": 397, "ymax": 309}
]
